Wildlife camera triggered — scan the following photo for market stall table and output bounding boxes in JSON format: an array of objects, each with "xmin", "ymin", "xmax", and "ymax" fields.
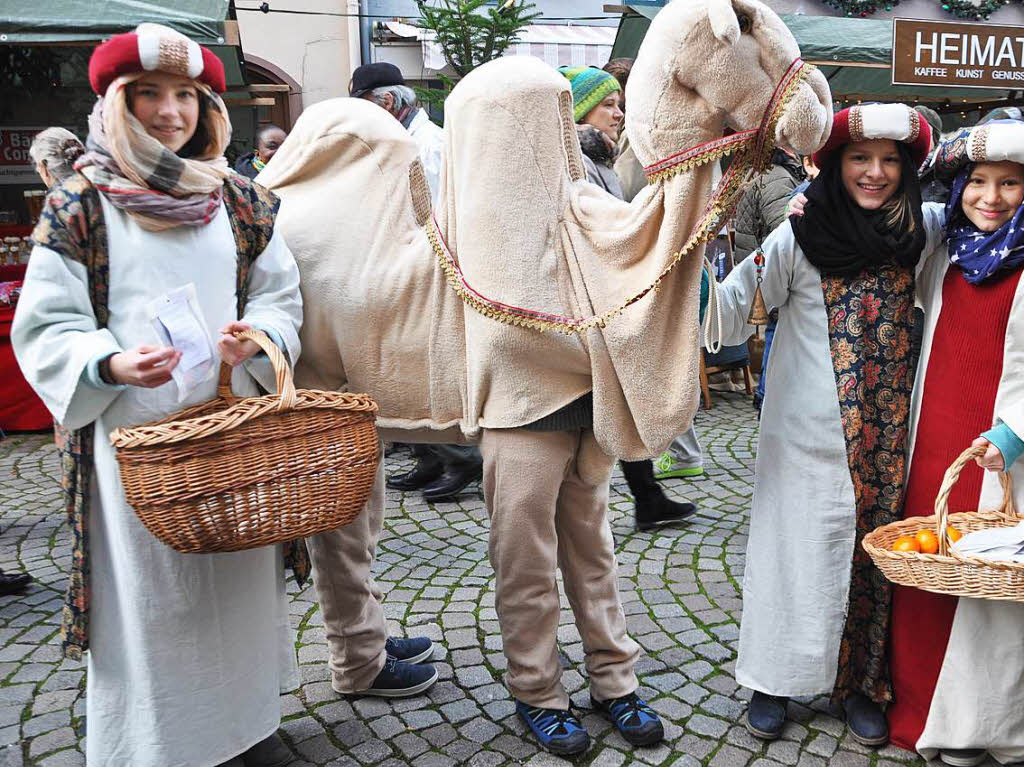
[{"xmin": 1, "ymin": 263, "xmax": 52, "ymax": 432}]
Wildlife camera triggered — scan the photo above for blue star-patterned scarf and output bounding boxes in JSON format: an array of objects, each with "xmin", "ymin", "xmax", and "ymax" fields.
[{"xmin": 946, "ymin": 165, "xmax": 1024, "ymax": 284}]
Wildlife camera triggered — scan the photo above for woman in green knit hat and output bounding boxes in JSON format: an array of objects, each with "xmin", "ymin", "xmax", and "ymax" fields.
[{"xmin": 559, "ymin": 64, "xmax": 700, "ymax": 532}]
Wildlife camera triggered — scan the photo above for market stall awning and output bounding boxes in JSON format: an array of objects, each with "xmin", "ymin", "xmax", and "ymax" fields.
[
  {"xmin": 385, "ymin": 21, "xmax": 616, "ymax": 72},
  {"xmin": 611, "ymin": 4, "xmax": 1015, "ymax": 114},
  {"xmin": 1, "ymin": 0, "xmax": 231, "ymax": 44}
]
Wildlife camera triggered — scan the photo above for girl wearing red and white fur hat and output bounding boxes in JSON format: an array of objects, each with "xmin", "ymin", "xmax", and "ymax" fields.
[
  {"xmin": 13, "ymin": 24, "xmax": 304, "ymax": 767},
  {"xmin": 712, "ymin": 103, "xmax": 942, "ymax": 745},
  {"xmin": 887, "ymin": 117, "xmax": 1024, "ymax": 767}
]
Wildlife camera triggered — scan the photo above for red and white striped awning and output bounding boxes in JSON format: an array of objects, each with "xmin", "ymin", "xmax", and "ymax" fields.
[{"xmin": 383, "ymin": 21, "xmax": 616, "ymax": 72}]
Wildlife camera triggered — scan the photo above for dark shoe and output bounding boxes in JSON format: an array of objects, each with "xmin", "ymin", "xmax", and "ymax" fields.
[
  {"xmin": 386, "ymin": 459, "xmax": 443, "ymax": 491},
  {"xmin": 216, "ymin": 759, "xmax": 244, "ymax": 767},
  {"xmin": 745, "ymin": 691, "xmax": 788, "ymax": 740},
  {"xmin": 421, "ymin": 465, "xmax": 483, "ymax": 502},
  {"xmin": 385, "ymin": 636, "xmax": 434, "ymax": 664},
  {"xmin": 635, "ymin": 494, "xmax": 697, "ymax": 532},
  {"xmin": 0, "ymin": 571, "xmax": 32, "ymax": 597},
  {"xmin": 516, "ymin": 700, "xmax": 590, "ymax": 756},
  {"xmin": 940, "ymin": 749, "xmax": 988, "ymax": 767},
  {"xmin": 622, "ymin": 459, "xmax": 698, "ymax": 531},
  {"xmin": 591, "ymin": 692, "xmax": 664, "ymax": 746},
  {"xmin": 843, "ymin": 693, "xmax": 889, "ymax": 747},
  {"xmin": 241, "ymin": 732, "xmax": 292, "ymax": 767},
  {"xmin": 359, "ymin": 655, "xmax": 439, "ymax": 698}
]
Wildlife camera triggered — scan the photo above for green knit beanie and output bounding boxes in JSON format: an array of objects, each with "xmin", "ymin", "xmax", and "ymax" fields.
[{"xmin": 558, "ymin": 66, "xmax": 621, "ymax": 123}]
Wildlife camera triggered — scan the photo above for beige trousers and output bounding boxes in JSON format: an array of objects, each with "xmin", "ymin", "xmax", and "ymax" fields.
[
  {"xmin": 481, "ymin": 427, "xmax": 640, "ymax": 709},
  {"xmin": 306, "ymin": 460, "xmax": 388, "ymax": 693}
]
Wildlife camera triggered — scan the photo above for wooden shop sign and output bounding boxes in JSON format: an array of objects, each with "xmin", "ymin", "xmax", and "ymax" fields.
[{"xmin": 892, "ymin": 18, "xmax": 1024, "ymax": 89}]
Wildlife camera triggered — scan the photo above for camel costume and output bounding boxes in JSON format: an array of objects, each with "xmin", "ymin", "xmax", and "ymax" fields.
[{"xmin": 257, "ymin": 0, "xmax": 831, "ymax": 709}]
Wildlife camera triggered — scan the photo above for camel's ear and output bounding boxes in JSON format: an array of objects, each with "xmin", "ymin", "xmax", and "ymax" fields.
[{"xmin": 707, "ymin": 0, "xmax": 740, "ymax": 45}]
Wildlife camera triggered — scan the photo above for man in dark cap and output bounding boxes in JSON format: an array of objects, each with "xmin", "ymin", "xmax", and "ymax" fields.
[{"xmin": 349, "ymin": 64, "xmax": 485, "ymax": 501}]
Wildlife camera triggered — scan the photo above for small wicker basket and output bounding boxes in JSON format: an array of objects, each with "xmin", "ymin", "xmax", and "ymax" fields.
[
  {"xmin": 863, "ymin": 445, "xmax": 1024, "ymax": 602},
  {"xmin": 110, "ymin": 329, "xmax": 380, "ymax": 554}
]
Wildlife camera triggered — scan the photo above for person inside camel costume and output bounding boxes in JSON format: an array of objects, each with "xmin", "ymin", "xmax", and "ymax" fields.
[{"xmin": 256, "ymin": 0, "xmax": 832, "ymax": 755}]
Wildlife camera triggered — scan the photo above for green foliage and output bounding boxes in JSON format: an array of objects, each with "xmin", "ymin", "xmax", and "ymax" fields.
[{"xmin": 415, "ymin": 0, "xmax": 541, "ymax": 78}]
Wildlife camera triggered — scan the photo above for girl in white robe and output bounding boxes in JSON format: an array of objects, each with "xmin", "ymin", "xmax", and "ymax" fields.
[
  {"xmin": 713, "ymin": 104, "xmax": 942, "ymax": 746},
  {"xmin": 13, "ymin": 24, "xmax": 302, "ymax": 767}
]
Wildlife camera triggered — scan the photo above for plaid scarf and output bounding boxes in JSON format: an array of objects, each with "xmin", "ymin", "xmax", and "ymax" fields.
[{"xmin": 77, "ymin": 73, "xmax": 232, "ymax": 231}]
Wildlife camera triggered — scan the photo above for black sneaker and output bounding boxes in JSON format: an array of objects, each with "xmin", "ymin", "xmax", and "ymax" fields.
[
  {"xmin": 385, "ymin": 636, "xmax": 434, "ymax": 664},
  {"xmin": 591, "ymin": 692, "xmax": 664, "ymax": 746},
  {"xmin": 745, "ymin": 691, "xmax": 788, "ymax": 740},
  {"xmin": 516, "ymin": 700, "xmax": 590, "ymax": 756},
  {"xmin": 360, "ymin": 655, "xmax": 438, "ymax": 698}
]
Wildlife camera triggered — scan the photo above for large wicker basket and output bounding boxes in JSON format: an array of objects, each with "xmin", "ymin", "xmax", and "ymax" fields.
[
  {"xmin": 863, "ymin": 445, "xmax": 1024, "ymax": 602},
  {"xmin": 109, "ymin": 329, "xmax": 380, "ymax": 553}
]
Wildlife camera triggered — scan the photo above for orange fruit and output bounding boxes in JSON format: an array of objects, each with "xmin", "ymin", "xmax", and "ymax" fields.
[
  {"xmin": 892, "ymin": 535, "xmax": 921, "ymax": 553},
  {"xmin": 915, "ymin": 530, "xmax": 940, "ymax": 555},
  {"xmin": 947, "ymin": 526, "xmax": 963, "ymax": 543}
]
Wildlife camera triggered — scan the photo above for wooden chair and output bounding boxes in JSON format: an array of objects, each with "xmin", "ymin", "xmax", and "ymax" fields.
[{"xmin": 700, "ymin": 348, "xmax": 753, "ymax": 410}]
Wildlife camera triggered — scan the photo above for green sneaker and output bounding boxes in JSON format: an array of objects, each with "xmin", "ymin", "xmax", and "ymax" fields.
[{"xmin": 653, "ymin": 451, "xmax": 704, "ymax": 480}]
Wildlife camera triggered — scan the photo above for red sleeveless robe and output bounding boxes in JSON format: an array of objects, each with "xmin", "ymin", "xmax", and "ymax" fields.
[{"xmin": 888, "ymin": 266, "xmax": 1022, "ymax": 749}]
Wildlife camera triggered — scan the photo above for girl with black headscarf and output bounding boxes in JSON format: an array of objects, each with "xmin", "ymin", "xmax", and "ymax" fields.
[{"xmin": 710, "ymin": 104, "xmax": 945, "ymax": 746}]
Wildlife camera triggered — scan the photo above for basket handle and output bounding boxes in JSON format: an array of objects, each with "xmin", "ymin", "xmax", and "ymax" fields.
[
  {"xmin": 216, "ymin": 328, "xmax": 297, "ymax": 412},
  {"xmin": 934, "ymin": 445, "xmax": 1016, "ymax": 556}
]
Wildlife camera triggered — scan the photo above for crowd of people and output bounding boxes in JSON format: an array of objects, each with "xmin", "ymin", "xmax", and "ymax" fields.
[{"xmin": 7, "ymin": 19, "xmax": 1023, "ymax": 767}]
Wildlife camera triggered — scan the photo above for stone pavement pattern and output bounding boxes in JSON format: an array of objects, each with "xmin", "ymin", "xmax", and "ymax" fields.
[{"xmin": 0, "ymin": 394, "xmax": 944, "ymax": 767}]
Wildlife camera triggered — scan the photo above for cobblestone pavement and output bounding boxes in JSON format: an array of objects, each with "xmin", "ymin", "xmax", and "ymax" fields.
[{"xmin": 0, "ymin": 393, "xmax": 943, "ymax": 767}]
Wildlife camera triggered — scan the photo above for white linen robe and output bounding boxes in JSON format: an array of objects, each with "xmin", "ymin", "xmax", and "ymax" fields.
[
  {"xmin": 910, "ymin": 244, "xmax": 1024, "ymax": 765},
  {"xmin": 716, "ymin": 207, "xmax": 945, "ymax": 696},
  {"xmin": 12, "ymin": 197, "xmax": 303, "ymax": 767}
]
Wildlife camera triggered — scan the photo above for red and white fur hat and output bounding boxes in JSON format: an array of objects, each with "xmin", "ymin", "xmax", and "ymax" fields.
[
  {"xmin": 88, "ymin": 23, "xmax": 226, "ymax": 96},
  {"xmin": 813, "ymin": 103, "xmax": 932, "ymax": 169}
]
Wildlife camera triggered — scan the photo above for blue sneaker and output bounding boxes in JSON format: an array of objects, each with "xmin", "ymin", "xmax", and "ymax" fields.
[
  {"xmin": 360, "ymin": 655, "xmax": 438, "ymax": 698},
  {"xmin": 592, "ymin": 692, "xmax": 664, "ymax": 746},
  {"xmin": 385, "ymin": 636, "xmax": 434, "ymax": 664},
  {"xmin": 515, "ymin": 700, "xmax": 590, "ymax": 756}
]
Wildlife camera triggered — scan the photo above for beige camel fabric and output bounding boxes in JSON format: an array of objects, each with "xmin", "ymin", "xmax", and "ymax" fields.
[
  {"xmin": 257, "ymin": 0, "xmax": 831, "ymax": 460},
  {"xmin": 481, "ymin": 427, "xmax": 639, "ymax": 709}
]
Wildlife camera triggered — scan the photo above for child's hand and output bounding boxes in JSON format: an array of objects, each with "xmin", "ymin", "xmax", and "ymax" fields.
[
  {"xmin": 971, "ymin": 436, "xmax": 1005, "ymax": 472},
  {"xmin": 217, "ymin": 322, "xmax": 259, "ymax": 367},
  {"xmin": 787, "ymin": 193, "xmax": 808, "ymax": 217}
]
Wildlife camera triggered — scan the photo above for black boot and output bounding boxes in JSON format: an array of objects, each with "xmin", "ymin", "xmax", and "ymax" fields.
[
  {"xmin": 621, "ymin": 460, "xmax": 697, "ymax": 531},
  {"xmin": 386, "ymin": 446, "xmax": 443, "ymax": 491}
]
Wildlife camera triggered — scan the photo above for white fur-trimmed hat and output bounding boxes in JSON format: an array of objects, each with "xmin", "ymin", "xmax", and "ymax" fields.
[
  {"xmin": 935, "ymin": 119, "xmax": 1024, "ymax": 177},
  {"xmin": 813, "ymin": 104, "xmax": 931, "ymax": 168}
]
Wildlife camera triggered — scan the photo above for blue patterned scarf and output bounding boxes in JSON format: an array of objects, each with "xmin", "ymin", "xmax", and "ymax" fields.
[{"xmin": 946, "ymin": 165, "xmax": 1024, "ymax": 284}]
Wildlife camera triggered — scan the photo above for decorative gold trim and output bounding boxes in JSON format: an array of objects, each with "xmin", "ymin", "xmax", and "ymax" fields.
[
  {"xmin": 848, "ymin": 105, "xmax": 864, "ymax": 143},
  {"xmin": 560, "ymin": 90, "xmax": 585, "ymax": 183},
  {"xmin": 409, "ymin": 160, "xmax": 432, "ymax": 227},
  {"xmin": 907, "ymin": 109, "xmax": 921, "ymax": 144},
  {"xmin": 969, "ymin": 125, "xmax": 990, "ymax": 162},
  {"xmin": 424, "ymin": 60, "xmax": 813, "ymax": 335}
]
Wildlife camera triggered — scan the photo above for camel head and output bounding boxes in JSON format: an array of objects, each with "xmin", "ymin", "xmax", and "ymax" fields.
[{"xmin": 626, "ymin": 0, "xmax": 832, "ymax": 169}]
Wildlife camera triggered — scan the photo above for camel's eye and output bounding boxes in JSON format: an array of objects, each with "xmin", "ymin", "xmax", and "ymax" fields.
[{"xmin": 737, "ymin": 13, "xmax": 752, "ymax": 33}]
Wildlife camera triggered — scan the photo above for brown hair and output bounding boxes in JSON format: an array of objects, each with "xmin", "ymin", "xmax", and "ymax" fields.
[{"xmin": 603, "ymin": 58, "xmax": 634, "ymax": 90}]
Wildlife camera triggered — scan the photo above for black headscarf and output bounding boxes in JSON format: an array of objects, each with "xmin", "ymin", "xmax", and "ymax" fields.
[{"xmin": 789, "ymin": 142, "xmax": 926, "ymax": 277}]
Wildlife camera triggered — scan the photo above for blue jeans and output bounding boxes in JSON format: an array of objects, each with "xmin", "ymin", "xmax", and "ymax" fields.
[{"xmin": 754, "ymin": 317, "xmax": 777, "ymax": 404}]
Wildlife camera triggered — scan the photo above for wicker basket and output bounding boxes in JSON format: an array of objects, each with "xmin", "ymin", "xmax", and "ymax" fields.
[
  {"xmin": 109, "ymin": 329, "xmax": 380, "ymax": 553},
  {"xmin": 863, "ymin": 445, "xmax": 1024, "ymax": 602}
]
